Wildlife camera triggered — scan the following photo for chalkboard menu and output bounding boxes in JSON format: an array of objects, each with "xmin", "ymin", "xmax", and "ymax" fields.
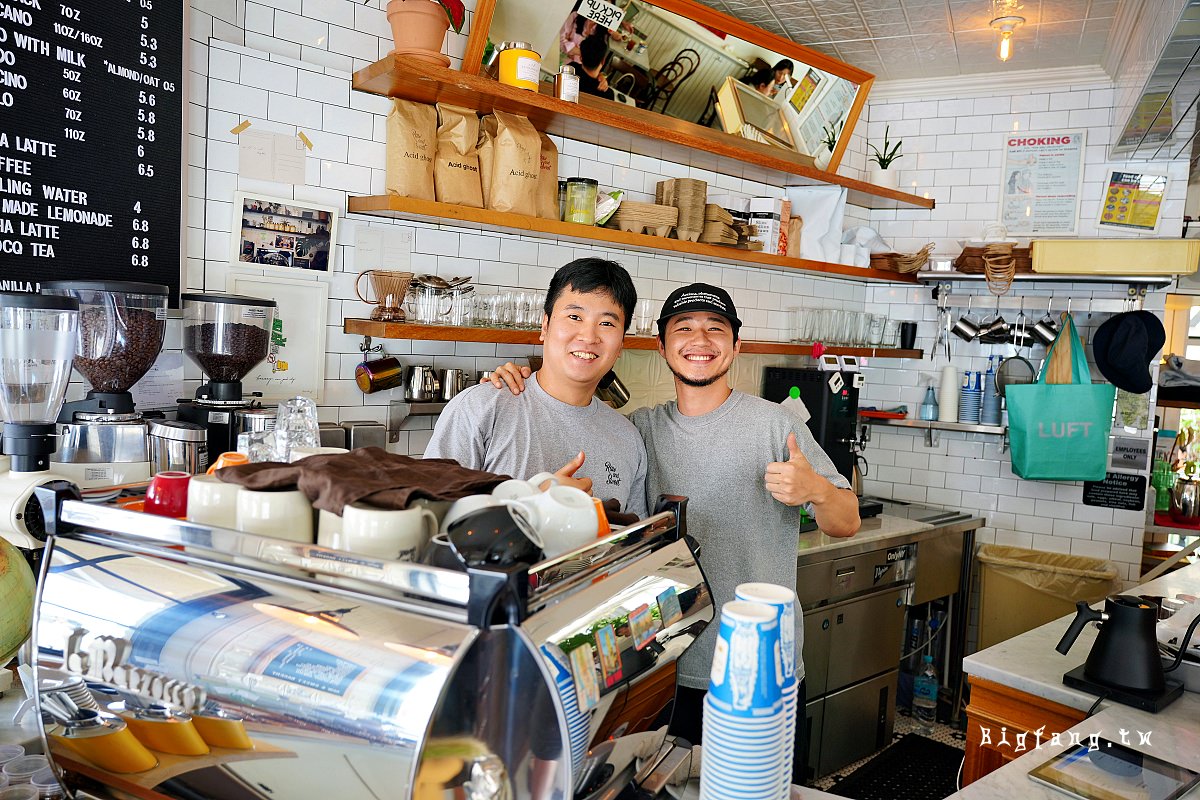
[{"xmin": 0, "ymin": 0, "xmax": 182, "ymax": 302}]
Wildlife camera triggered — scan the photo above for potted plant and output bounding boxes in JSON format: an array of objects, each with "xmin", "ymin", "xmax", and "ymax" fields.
[
  {"xmin": 868, "ymin": 125, "xmax": 903, "ymax": 189},
  {"xmin": 386, "ymin": 0, "xmax": 466, "ymax": 67}
]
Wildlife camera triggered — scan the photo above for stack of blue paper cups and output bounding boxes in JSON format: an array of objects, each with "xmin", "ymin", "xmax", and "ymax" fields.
[
  {"xmin": 542, "ymin": 644, "xmax": 590, "ymax": 775},
  {"xmin": 700, "ymin": 600, "xmax": 788, "ymax": 800},
  {"xmin": 735, "ymin": 582, "xmax": 798, "ymax": 798}
]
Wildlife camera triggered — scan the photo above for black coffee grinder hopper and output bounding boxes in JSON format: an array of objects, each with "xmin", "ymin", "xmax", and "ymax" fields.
[
  {"xmin": 176, "ymin": 293, "xmax": 278, "ymax": 457},
  {"xmin": 1055, "ymin": 595, "xmax": 1200, "ymax": 712}
]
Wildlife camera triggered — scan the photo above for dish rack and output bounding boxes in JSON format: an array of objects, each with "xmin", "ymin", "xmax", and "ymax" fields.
[{"xmin": 26, "ymin": 483, "xmax": 712, "ymax": 800}]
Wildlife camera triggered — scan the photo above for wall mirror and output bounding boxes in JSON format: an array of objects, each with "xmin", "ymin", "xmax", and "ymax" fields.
[{"xmin": 465, "ymin": 0, "xmax": 873, "ymax": 171}]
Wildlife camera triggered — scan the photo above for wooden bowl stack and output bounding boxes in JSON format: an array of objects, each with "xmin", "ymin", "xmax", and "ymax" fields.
[
  {"xmin": 657, "ymin": 178, "xmax": 707, "ymax": 242},
  {"xmin": 607, "ymin": 201, "xmax": 679, "ymax": 236}
]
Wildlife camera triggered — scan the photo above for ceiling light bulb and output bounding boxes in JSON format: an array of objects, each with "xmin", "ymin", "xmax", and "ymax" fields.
[{"xmin": 998, "ymin": 31, "xmax": 1013, "ymax": 62}]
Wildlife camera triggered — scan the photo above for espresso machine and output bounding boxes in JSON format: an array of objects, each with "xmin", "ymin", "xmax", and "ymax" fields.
[
  {"xmin": 176, "ymin": 293, "xmax": 278, "ymax": 459},
  {"xmin": 0, "ymin": 292, "xmax": 79, "ymax": 548},
  {"xmin": 762, "ymin": 367, "xmax": 881, "ymax": 519},
  {"xmin": 41, "ymin": 281, "xmax": 170, "ymax": 494}
]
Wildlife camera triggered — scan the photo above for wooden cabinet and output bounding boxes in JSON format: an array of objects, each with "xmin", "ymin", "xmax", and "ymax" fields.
[{"xmin": 962, "ymin": 676, "xmax": 1087, "ymax": 786}]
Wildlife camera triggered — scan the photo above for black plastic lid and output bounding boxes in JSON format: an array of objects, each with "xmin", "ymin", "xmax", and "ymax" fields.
[
  {"xmin": 0, "ymin": 292, "xmax": 79, "ymax": 311},
  {"xmin": 180, "ymin": 292, "xmax": 277, "ymax": 308},
  {"xmin": 42, "ymin": 280, "xmax": 170, "ymax": 295}
]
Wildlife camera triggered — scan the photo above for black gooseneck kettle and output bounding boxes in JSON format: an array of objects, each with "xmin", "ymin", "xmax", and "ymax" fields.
[{"xmin": 1056, "ymin": 595, "xmax": 1200, "ymax": 694}]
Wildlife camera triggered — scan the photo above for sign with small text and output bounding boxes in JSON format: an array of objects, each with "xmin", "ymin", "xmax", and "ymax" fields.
[
  {"xmin": 579, "ymin": 0, "xmax": 625, "ymax": 31},
  {"xmin": 1111, "ymin": 436, "xmax": 1151, "ymax": 473},
  {"xmin": 1083, "ymin": 473, "xmax": 1146, "ymax": 511}
]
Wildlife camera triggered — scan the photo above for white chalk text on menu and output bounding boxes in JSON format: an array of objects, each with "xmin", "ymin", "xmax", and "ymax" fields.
[{"xmin": 0, "ymin": 0, "xmax": 183, "ymax": 301}]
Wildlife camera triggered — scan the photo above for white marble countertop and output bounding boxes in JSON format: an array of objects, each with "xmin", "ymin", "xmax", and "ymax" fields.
[
  {"xmin": 954, "ymin": 562, "xmax": 1200, "ymax": 798},
  {"xmin": 963, "ymin": 562, "xmax": 1200, "ymax": 711}
]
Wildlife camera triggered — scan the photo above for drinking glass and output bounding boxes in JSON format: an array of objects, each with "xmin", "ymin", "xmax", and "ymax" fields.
[
  {"xmin": 635, "ymin": 299, "xmax": 655, "ymax": 336},
  {"xmin": 882, "ymin": 319, "xmax": 900, "ymax": 347},
  {"xmin": 273, "ymin": 396, "xmax": 320, "ymax": 462},
  {"xmin": 867, "ymin": 314, "xmax": 886, "ymax": 346},
  {"xmin": 788, "ymin": 308, "xmax": 802, "ymax": 342},
  {"xmin": 498, "ymin": 290, "xmax": 517, "ymax": 328}
]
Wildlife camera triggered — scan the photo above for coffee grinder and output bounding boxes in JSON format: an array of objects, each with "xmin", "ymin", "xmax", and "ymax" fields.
[
  {"xmin": 176, "ymin": 294, "xmax": 277, "ymax": 459},
  {"xmin": 41, "ymin": 281, "xmax": 170, "ymax": 494},
  {"xmin": 0, "ymin": 293, "xmax": 79, "ymax": 548}
]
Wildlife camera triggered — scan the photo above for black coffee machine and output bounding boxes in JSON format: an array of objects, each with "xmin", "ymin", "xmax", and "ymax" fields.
[{"xmin": 762, "ymin": 367, "xmax": 880, "ymax": 518}]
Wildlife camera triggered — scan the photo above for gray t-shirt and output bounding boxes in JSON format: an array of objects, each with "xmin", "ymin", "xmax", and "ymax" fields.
[
  {"xmin": 630, "ymin": 390, "xmax": 852, "ymax": 689},
  {"xmin": 425, "ymin": 373, "xmax": 649, "ymax": 518}
]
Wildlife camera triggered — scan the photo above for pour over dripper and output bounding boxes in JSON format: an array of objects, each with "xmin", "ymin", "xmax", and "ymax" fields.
[{"xmin": 355, "ymin": 270, "xmax": 413, "ymax": 322}]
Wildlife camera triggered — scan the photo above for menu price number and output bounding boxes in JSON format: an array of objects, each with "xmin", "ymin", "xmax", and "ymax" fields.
[
  {"xmin": 579, "ymin": 0, "xmax": 624, "ymax": 31},
  {"xmin": 130, "ymin": 202, "xmax": 150, "ymax": 267}
]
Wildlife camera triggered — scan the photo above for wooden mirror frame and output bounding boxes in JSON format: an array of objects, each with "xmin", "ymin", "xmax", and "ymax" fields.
[{"xmin": 462, "ymin": 0, "xmax": 874, "ymax": 172}]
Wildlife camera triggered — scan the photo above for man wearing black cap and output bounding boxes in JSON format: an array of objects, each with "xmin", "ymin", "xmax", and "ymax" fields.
[
  {"xmin": 630, "ymin": 284, "xmax": 857, "ymax": 779},
  {"xmin": 486, "ymin": 283, "xmax": 858, "ymax": 781}
]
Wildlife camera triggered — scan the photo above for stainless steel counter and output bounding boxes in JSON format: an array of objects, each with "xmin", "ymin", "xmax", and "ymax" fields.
[{"xmin": 797, "ymin": 500, "xmax": 983, "ymax": 567}]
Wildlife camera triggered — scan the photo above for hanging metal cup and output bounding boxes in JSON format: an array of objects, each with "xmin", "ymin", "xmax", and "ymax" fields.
[
  {"xmin": 951, "ymin": 296, "xmax": 980, "ymax": 341},
  {"xmin": 1031, "ymin": 297, "xmax": 1059, "ymax": 346},
  {"xmin": 1009, "ymin": 312, "xmax": 1034, "ymax": 349}
]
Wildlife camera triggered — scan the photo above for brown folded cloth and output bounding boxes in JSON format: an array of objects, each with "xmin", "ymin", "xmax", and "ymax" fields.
[{"xmin": 215, "ymin": 447, "xmax": 511, "ymax": 514}]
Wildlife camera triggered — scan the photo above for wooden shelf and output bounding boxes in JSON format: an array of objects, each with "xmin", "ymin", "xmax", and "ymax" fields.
[
  {"xmin": 915, "ymin": 270, "xmax": 1174, "ymax": 287},
  {"xmin": 1155, "ymin": 397, "xmax": 1200, "ymax": 410},
  {"xmin": 351, "ymin": 56, "xmax": 934, "ymax": 212},
  {"xmin": 349, "ymin": 195, "xmax": 917, "ymax": 284},
  {"xmin": 343, "ymin": 319, "xmax": 923, "ymax": 358}
]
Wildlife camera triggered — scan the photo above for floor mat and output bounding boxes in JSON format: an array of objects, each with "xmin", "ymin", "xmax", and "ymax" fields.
[{"xmin": 823, "ymin": 733, "xmax": 964, "ymax": 800}]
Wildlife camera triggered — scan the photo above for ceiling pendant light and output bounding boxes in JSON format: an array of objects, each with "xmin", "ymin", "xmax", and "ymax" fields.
[{"xmin": 990, "ymin": 0, "xmax": 1025, "ymax": 62}]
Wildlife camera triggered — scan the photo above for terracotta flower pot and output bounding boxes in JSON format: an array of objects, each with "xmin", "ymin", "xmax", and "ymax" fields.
[{"xmin": 386, "ymin": 0, "xmax": 452, "ymax": 67}]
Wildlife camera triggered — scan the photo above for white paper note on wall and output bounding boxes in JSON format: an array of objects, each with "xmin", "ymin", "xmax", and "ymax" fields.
[
  {"xmin": 130, "ymin": 351, "xmax": 185, "ymax": 409},
  {"xmin": 238, "ymin": 130, "xmax": 307, "ymax": 184},
  {"xmin": 355, "ymin": 226, "xmax": 413, "ymax": 271}
]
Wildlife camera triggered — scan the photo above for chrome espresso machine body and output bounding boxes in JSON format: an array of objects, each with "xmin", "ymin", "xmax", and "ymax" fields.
[{"xmin": 29, "ymin": 487, "xmax": 710, "ymax": 800}]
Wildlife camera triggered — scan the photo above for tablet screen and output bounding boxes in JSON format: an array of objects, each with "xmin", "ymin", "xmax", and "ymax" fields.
[{"xmin": 1028, "ymin": 738, "xmax": 1200, "ymax": 800}]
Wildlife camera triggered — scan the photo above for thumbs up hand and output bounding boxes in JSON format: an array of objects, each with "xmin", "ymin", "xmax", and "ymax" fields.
[{"xmin": 765, "ymin": 432, "xmax": 823, "ymax": 506}]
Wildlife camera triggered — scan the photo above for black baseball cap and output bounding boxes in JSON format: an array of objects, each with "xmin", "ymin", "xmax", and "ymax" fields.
[{"xmin": 656, "ymin": 283, "xmax": 742, "ymax": 336}]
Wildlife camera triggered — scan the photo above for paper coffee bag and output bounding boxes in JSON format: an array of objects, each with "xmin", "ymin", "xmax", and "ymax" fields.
[
  {"xmin": 386, "ymin": 99, "xmax": 436, "ymax": 201},
  {"xmin": 536, "ymin": 133, "xmax": 559, "ymax": 220},
  {"xmin": 481, "ymin": 110, "xmax": 540, "ymax": 216},
  {"xmin": 434, "ymin": 103, "xmax": 484, "ymax": 208}
]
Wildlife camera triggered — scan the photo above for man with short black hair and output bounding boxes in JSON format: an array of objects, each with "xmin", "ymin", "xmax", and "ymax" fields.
[
  {"xmin": 485, "ymin": 283, "xmax": 858, "ymax": 782},
  {"xmin": 425, "ymin": 258, "xmax": 648, "ymax": 517}
]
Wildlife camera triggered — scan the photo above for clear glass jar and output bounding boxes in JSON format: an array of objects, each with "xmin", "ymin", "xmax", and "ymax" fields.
[{"xmin": 565, "ymin": 177, "xmax": 598, "ymax": 225}]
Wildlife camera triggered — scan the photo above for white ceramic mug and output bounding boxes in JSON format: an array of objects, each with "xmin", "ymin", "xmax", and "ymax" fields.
[
  {"xmin": 331, "ymin": 504, "xmax": 438, "ymax": 561},
  {"xmin": 317, "ymin": 509, "xmax": 342, "ymax": 543},
  {"xmin": 288, "ymin": 446, "xmax": 349, "ymax": 463},
  {"xmin": 236, "ymin": 489, "xmax": 314, "ymax": 543},
  {"xmin": 441, "ymin": 494, "xmax": 507, "ymax": 533},
  {"xmin": 517, "ymin": 486, "xmax": 599, "ymax": 558},
  {"xmin": 491, "ymin": 472, "xmax": 561, "ymax": 500},
  {"xmin": 186, "ymin": 475, "xmax": 240, "ymax": 529}
]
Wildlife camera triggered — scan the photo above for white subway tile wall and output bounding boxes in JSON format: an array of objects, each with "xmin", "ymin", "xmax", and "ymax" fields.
[{"xmin": 161, "ymin": 5, "xmax": 1185, "ymax": 588}]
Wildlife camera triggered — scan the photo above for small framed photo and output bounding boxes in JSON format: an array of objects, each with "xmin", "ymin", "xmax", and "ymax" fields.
[{"xmin": 231, "ymin": 192, "xmax": 339, "ymax": 273}]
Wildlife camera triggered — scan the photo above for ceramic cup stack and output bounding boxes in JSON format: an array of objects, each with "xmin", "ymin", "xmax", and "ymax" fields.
[
  {"xmin": 734, "ymin": 583, "xmax": 797, "ymax": 798},
  {"xmin": 700, "ymin": 600, "xmax": 787, "ymax": 800}
]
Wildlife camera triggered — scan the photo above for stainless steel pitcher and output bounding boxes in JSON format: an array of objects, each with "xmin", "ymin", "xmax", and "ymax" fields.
[
  {"xmin": 1169, "ymin": 477, "xmax": 1200, "ymax": 524},
  {"xmin": 406, "ymin": 365, "xmax": 439, "ymax": 402},
  {"xmin": 440, "ymin": 368, "xmax": 469, "ymax": 401}
]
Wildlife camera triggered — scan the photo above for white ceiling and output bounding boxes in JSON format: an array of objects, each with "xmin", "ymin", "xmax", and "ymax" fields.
[{"xmin": 705, "ymin": 0, "xmax": 1122, "ymax": 80}]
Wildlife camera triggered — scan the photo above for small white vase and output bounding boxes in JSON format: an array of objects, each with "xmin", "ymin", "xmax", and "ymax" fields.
[{"xmin": 869, "ymin": 167, "xmax": 899, "ymax": 189}]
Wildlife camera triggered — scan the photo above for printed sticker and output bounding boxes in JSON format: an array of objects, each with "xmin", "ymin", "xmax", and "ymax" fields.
[
  {"xmin": 568, "ymin": 643, "xmax": 600, "ymax": 710},
  {"xmin": 594, "ymin": 624, "xmax": 623, "ymax": 687},
  {"xmin": 629, "ymin": 604, "xmax": 660, "ymax": 651},
  {"xmin": 656, "ymin": 586, "xmax": 683, "ymax": 627}
]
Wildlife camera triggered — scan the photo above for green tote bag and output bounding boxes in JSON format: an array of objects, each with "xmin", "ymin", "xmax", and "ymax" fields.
[{"xmin": 1005, "ymin": 314, "xmax": 1116, "ymax": 481}]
